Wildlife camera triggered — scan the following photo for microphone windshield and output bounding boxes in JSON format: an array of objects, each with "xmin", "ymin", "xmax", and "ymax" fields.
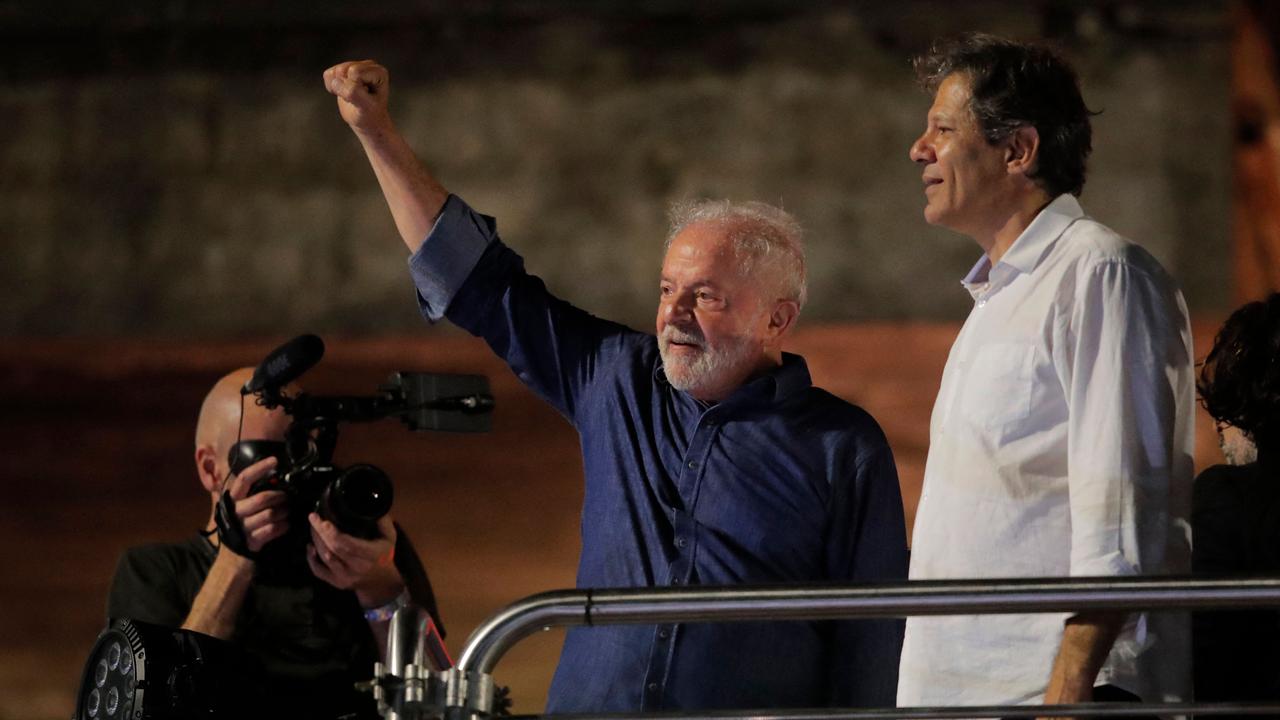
[{"xmin": 243, "ymin": 334, "xmax": 325, "ymax": 395}]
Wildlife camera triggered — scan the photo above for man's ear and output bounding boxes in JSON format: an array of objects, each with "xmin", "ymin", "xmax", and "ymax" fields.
[
  {"xmin": 1005, "ymin": 125, "xmax": 1041, "ymax": 177},
  {"xmin": 195, "ymin": 445, "xmax": 221, "ymax": 495},
  {"xmin": 765, "ymin": 299, "xmax": 801, "ymax": 342}
]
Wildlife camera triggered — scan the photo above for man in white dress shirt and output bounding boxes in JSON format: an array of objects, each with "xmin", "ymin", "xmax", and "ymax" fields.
[{"xmin": 897, "ymin": 34, "xmax": 1194, "ymax": 712}]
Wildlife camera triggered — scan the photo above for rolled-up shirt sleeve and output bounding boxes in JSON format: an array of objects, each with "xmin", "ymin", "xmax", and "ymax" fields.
[
  {"xmin": 407, "ymin": 194, "xmax": 494, "ymax": 322},
  {"xmin": 404, "ymin": 193, "xmax": 639, "ymax": 422},
  {"xmin": 1062, "ymin": 257, "xmax": 1192, "ymax": 579}
]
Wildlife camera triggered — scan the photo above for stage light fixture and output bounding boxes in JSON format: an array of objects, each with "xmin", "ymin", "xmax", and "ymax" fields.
[{"xmin": 75, "ymin": 618, "xmax": 257, "ymax": 720}]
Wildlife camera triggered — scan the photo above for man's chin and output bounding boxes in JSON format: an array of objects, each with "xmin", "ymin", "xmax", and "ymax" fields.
[
  {"xmin": 662, "ymin": 359, "xmax": 710, "ymax": 395},
  {"xmin": 662, "ymin": 362, "xmax": 695, "ymax": 391}
]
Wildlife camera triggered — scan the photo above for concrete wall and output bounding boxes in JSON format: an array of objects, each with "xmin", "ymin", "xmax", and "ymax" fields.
[{"xmin": 0, "ymin": 1, "xmax": 1229, "ymax": 336}]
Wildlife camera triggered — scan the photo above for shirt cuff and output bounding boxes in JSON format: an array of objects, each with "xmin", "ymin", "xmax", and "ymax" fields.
[
  {"xmin": 407, "ymin": 194, "xmax": 495, "ymax": 322},
  {"xmin": 1070, "ymin": 551, "xmax": 1148, "ymax": 655}
]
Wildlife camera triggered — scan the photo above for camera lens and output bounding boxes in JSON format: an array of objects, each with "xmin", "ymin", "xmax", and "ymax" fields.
[
  {"xmin": 336, "ymin": 465, "xmax": 392, "ymax": 518},
  {"xmin": 320, "ymin": 464, "xmax": 392, "ymax": 538}
]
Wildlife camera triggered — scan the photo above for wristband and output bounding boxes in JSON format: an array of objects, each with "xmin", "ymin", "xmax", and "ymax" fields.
[{"xmin": 363, "ymin": 587, "xmax": 411, "ymax": 623}]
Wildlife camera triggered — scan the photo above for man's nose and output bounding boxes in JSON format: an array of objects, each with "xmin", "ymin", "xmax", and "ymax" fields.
[
  {"xmin": 661, "ymin": 295, "xmax": 693, "ymax": 325},
  {"xmin": 909, "ymin": 134, "xmax": 932, "ymax": 164}
]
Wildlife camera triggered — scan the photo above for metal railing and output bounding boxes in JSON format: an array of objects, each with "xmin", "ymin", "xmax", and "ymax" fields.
[{"xmin": 377, "ymin": 576, "xmax": 1280, "ymax": 719}]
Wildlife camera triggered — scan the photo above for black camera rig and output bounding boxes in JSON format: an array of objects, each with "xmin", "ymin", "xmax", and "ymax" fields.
[{"xmin": 228, "ymin": 334, "xmax": 494, "ymax": 561}]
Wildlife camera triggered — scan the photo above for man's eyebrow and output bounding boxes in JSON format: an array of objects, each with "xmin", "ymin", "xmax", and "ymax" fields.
[{"xmin": 659, "ymin": 276, "xmax": 723, "ymax": 290}]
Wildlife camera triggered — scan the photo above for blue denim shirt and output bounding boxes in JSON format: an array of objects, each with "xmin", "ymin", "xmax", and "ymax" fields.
[{"xmin": 409, "ymin": 196, "xmax": 908, "ymax": 712}]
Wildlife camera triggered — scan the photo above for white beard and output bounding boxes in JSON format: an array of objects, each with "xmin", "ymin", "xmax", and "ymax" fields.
[{"xmin": 658, "ymin": 325, "xmax": 757, "ymax": 397}]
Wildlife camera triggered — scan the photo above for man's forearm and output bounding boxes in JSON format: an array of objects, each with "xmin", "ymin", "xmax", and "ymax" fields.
[
  {"xmin": 326, "ymin": 60, "xmax": 448, "ymax": 252},
  {"xmin": 354, "ymin": 122, "xmax": 449, "ymax": 254},
  {"xmin": 181, "ymin": 549, "xmax": 254, "ymax": 639},
  {"xmin": 1042, "ymin": 611, "xmax": 1127, "ymax": 708}
]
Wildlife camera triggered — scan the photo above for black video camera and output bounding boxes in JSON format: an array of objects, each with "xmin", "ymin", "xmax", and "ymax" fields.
[
  {"xmin": 231, "ymin": 335, "xmax": 493, "ymax": 562},
  {"xmin": 228, "ymin": 439, "xmax": 394, "ymax": 541}
]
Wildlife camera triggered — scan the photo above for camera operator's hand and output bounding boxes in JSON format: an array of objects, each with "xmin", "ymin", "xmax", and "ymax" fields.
[
  {"xmin": 324, "ymin": 60, "xmax": 392, "ymax": 138},
  {"xmin": 187, "ymin": 457, "xmax": 288, "ymax": 639},
  {"xmin": 216, "ymin": 457, "xmax": 290, "ymax": 558},
  {"xmin": 306, "ymin": 513, "xmax": 404, "ymax": 608}
]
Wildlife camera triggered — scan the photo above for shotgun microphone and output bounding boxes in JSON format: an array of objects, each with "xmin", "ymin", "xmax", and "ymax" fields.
[{"xmin": 242, "ymin": 334, "xmax": 325, "ymax": 396}]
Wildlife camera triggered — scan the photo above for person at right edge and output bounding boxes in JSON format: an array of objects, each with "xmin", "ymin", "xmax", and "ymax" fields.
[
  {"xmin": 1193, "ymin": 292, "xmax": 1280, "ymax": 713},
  {"xmin": 898, "ymin": 34, "xmax": 1194, "ymax": 714}
]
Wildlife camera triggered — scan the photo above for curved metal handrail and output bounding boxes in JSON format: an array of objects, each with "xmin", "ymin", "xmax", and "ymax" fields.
[
  {"xmin": 456, "ymin": 575, "xmax": 1280, "ymax": 675},
  {"xmin": 456, "ymin": 589, "xmax": 592, "ymax": 674}
]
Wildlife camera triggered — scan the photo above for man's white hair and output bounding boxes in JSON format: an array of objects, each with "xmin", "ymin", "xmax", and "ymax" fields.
[{"xmin": 666, "ymin": 199, "xmax": 807, "ymax": 308}]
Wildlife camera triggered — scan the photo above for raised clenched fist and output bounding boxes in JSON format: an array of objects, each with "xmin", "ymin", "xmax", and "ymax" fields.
[{"xmin": 324, "ymin": 60, "xmax": 392, "ymax": 135}]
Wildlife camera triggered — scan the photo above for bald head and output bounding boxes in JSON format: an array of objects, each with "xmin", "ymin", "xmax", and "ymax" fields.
[{"xmin": 194, "ymin": 368, "xmax": 291, "ymax": 493}]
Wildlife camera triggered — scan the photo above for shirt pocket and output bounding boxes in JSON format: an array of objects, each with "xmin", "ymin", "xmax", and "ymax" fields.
[{"xmin": 959, "ymin": 341, "xmax": 1035, "ymax": 430}]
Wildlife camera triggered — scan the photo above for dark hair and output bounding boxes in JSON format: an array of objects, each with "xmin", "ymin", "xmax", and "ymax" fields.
[
  {"xmin": 1198, "ymin": 293, "xmax": 1280, "ymax": 447},
  {"xmin": 914, "ymin": 33, "xmax": 1096, "ymax": 197}
]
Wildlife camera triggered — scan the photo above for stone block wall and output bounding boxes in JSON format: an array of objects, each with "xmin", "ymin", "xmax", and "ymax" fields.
[{"xmin": 0, "ymin": 2, "xmax": 1229, "ymax": 335}]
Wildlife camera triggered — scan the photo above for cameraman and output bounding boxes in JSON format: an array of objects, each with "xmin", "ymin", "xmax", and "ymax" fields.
[{"xmin": 106, "ymin": 367, "xmax": 443, "ymax": 720}]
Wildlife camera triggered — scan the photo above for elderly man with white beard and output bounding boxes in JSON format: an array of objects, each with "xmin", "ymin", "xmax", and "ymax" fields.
[{"xmin": 325, "ymin": 59, "xmax": 908, "ymax": 713}]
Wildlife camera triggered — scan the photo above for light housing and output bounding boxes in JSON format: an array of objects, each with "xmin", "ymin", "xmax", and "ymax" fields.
[{"xmin": 75, "ymin": 618, "xmax": 256, "ymax": 720}]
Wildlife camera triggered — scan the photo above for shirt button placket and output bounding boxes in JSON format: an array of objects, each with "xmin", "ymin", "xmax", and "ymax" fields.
[
  {"xmin": 648, "ymin": 414, "xmax": 714, "ymax": 707},
  {"xmin": 669, "ymin": 509, "xmax": 695, "ymax": 584}
]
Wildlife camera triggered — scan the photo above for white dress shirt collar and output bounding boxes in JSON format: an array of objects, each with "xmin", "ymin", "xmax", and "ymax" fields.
[{"xmin": 961, "ymin": 193, "xmax": 1086, "ymax": 299}]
